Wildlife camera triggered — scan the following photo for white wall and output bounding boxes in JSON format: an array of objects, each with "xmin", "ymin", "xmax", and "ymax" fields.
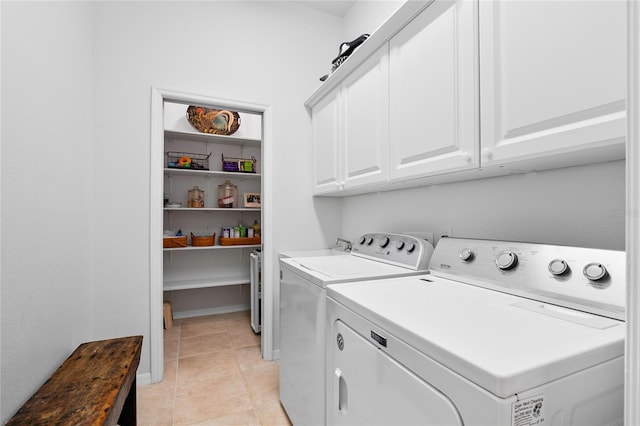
[
  {"xmin": 90, "ymin": 1, "xmax": 343, "ymax": 376},
  {"xmin": 0, "ymin": 0, "xmax": 344, "ymax": 419},
  {"xmin": 0, "ymin": 2, "xmax": 94, "ymax": 421},
  {"xmin": 341, "ymin": 160, "xmax": 626, "ymax": 250},
  {"xmin": 343, "ymin": 0, "xmax": 405, "ymax": 38}
]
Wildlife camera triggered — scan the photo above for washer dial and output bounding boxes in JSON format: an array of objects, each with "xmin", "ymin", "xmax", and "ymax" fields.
[
  {"xmin": 459, "ymin": 248, "xmax": 474, "ymax": 262},
  {"xmin": 583, "ymin": 263, "xmax": 608, "ymax": 281},
  {"xmin": 380, "ymin": 236, "xmax": 390, "ymax": 248},
  {"xmin": 396, "ymin": 241, "xmax": 405, "ymax": 250},
  {"xmin": 548, "ymin": 259, "xmax": 569, "ymax": 276},
  {"xmin": 406, "ymin": 242, "xmax": 416, "ymax": 253},
  {"xmin": 495, "ymin": 251, "xmax": 518, "ymax": 270}
]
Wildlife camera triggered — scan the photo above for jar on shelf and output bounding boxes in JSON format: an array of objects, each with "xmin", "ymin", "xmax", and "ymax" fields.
[
  {"xmin": 217, "ymin": 180, "xmax": 238, "ymax": 208},
  {"xmin": 188, "ymin": 186, "xmax": 205, "ymax": 208}
]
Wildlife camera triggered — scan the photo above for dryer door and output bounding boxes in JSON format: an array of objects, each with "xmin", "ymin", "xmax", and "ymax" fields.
[{"xmin": 331, "ymin": 320, "xmax": 463, "ymax": 426}]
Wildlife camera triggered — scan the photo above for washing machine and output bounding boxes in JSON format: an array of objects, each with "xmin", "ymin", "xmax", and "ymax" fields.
[
  {"xmin": 327, "ymin": 237, "xmax": 626, "ymax": 426},
  {"xmin": 279, "ymin": 233, "xmax": 434, "ymax": 426}
]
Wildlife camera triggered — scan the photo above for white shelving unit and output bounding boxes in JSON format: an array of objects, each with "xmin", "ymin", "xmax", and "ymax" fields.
[
  {"xmin": 162, "ymin": 103, "xmax": 262, "ymax": 303},
  {"xmin": 163, "ymin": 244, "xmax": 261, "ymax": 252},
  {"xmin": 165, "ymin": 129, "xmax": 260, "ymax": 147},
  {"xmin": 163, "ymin": 276, "xmax": 252, "ymax": 291}
]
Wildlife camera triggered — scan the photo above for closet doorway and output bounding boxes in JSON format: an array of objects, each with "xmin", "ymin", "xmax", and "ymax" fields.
[{"xmin": 150, "ymin": 87, "xmax": 274, "ymax": 383}]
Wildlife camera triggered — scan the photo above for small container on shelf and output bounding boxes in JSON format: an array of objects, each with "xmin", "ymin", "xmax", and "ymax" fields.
[
  {"xmin": 188, "ymin": 186, "xmax": 205, "ymax": 208},
  {"xmin": 219, "ymin": 236, "xmax": 262, "ymax": 246},
  {"xmin": 190, "ymin": 233, "xmax": 216, "ymax": 247},
  {"xmin": 163, "ymin": 236, "xmax": 188, "ymax": 248},
  {"xmin": 222, "ymin": 154, "xmax": 256, "ymax": 173},
  {"xmin": 217, "ymin": 180, "xmax": 238, "ymax": 208},
  {"xmin": 163, "ymin": 229, "xmax": 187, "ymax": 248},
  {"xmin": 166, "ymin": 151, "xmax": 211, "ymax": 170}
]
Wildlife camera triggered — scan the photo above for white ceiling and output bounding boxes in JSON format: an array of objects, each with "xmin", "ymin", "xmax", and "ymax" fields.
[{"xmin": 292, "ymin": 1, "xmax": 357, "ymax": 17}]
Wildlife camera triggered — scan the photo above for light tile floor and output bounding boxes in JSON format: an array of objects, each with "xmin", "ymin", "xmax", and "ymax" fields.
[{"xmin": 137, "ymin": 310, "xmax": 292, "ymax": 425}]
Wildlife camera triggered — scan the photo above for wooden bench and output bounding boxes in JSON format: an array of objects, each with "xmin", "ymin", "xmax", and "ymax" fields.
[{"xmin": 6, "ymin": 335, "xmax": 143, "ymax": 426}]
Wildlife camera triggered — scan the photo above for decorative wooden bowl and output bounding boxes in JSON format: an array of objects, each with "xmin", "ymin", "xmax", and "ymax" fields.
[{"xmin": 186, "ymin": 106, "xmax": 240, "ymax": 135}]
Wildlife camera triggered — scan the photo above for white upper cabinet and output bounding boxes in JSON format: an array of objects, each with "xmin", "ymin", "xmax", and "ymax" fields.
[
  {"xmin": 479, "ymin": 0, "xmax": 627, "ymax": 169},
  {"xmin": 342, "ymin": 46, "xmax": 390, "ymax": 189},
  {"xmin": 312, "ymin": 87, "xmax": 341, "ymax": 194},
  {"xmin": 305, "ymin": 0, "xmax": 626, "ymax": 196},
  {"xmin": 311, "ymin": 46, "xmax": 390, "ymax": 194},
  {"xmin": 389, "ymin": 0, "xmax": 478, "ymax": 181}
]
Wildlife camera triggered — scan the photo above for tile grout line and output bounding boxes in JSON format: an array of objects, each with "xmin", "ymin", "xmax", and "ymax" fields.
[
  {"xmin": 234, "ymin": 342, "xmax": 262, "ymax": 425},
  {"xmin": 172, "ymin": 320, "xmax": 181, "ymax": 426}
]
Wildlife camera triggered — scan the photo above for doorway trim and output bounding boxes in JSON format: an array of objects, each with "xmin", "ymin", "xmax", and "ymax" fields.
[{"xmin": 150, "ymin": 87, "xmax": 274, "ymax": 382}]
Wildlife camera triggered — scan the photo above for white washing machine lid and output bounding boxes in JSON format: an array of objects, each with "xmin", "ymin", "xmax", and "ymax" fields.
[
  {"xmin": 327, "ymin": 275, "xmax": 626, "ymax": 399},
  {"xmin": 280, "ymin": 255, "xmax": 427, "ymax": 288}
]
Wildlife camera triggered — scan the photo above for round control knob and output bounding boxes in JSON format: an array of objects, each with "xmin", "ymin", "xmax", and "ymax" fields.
[
  {"xmin": 366, "ymin": 237, "xmax": 374, "ymax": 245},
  {"xmin": 495, "ymin": 251, "xmax": 518, "ymax": 270},
  {"xmin": 459, "ymin": 248, "xmax": 474, "ymax": 262},
  {"xmin": 583, "ymin": 263, "xmax": 607, "ymax": 281},
  {"xmin": 548, "ymin": 259, "xmax": 569, "ymax": 276},
  {"xmin": 396, "ymin": 241, "xmax": 405, "ymax": 250},
  {"xmin": 406, "ymin": 242, "xmax": 416, "ymax": 253},
  {"xmin": 359, "ymin": 236, "xmax": 366, "ymax": 245},
  {"xmin": 380, "ymin": 236, "xmax": 390, "ymax": 248}
]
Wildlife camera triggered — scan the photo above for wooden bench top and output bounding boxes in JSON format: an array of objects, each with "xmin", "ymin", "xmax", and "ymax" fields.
[{"xmin": 7, "ymin": 335, "xmax": 143, "ymax": 426}]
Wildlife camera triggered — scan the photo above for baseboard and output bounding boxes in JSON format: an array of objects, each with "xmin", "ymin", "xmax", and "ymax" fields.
[
  {"xmin": 137, "ymin": 372, "xmax": 151, "ymax": 386},
  {"xmin": 172, "ymin": 303, "xmax": 250, "ymax": 320}
]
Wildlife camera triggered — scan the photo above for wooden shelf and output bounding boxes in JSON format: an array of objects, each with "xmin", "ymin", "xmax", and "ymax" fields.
[{"xmin": 163, "ymin": 276, "xmax": 251, "ymax": 291}]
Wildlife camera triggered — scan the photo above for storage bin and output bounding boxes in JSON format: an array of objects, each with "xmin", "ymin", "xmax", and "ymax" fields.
[
  {"xmin": 191, "ymin": 233, "xmax": 216, "ymax": 247},
  {"xmin": 166, "ymin": 151, "xmax": 211, "ymax": 170},
  {"xmin": 163, "ymin": 236, "xmax": 188, "ymax": 248},
  {"xmin": 222, "ymin": 154, "xmax": 256, "ymax": 173},
  {"xmin": 219, "ymin": 236, "xmax": 261, "ymax": 246}
]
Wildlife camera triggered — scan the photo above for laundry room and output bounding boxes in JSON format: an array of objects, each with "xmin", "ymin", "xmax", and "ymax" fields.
[{"xmin": 1, "ymin": 0, "xmax": 638, "ymax": 425}]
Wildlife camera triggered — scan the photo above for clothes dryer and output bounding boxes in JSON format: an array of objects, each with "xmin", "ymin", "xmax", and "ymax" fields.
[
  {"xmin": 327, "ymin": 238, "xmax": 625, "ymax": 425},
  {"xmin": 279, "ymin": 233, "xmax": 433, "ymax": 426}
]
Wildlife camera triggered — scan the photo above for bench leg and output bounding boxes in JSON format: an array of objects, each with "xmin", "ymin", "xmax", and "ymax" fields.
[{"xmin": 118, "ymin": 377, "xmax": 137, "ymax": 426}]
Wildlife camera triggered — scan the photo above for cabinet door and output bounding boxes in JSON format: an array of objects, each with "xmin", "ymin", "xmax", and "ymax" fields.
[
  {"xmin": 342, "ymin": 46, "xmax": 390, "ymax": 189},
  {"xmin": 389, "ymin": 0, "xmax": 478, "ymax": 181},
  {"xmin": 480, "ymin": 0, "xmax": 626, "ymax": 168},
  {"xmin": 312, "ymin": 87, "xmax": 342, "ymax": 194}
]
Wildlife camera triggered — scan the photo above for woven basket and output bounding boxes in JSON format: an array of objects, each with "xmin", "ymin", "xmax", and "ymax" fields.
[
  {"xmin": 186, "ymin": 106, "xmax": 240, "ymax": 135},
  {"xmin": 163, "ymin": 236, "xmax": 187, "ymax": 248},
  {"xmin": 219, "ymin": 237, "xmax": 261, "ymax": 246},
  {"xmin": 191, "ymin": 233, "xmax": 216, "ymax": 247}
]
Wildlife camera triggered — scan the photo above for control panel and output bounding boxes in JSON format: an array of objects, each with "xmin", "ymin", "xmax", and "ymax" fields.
[
  {"xmin": 430, "ymin": 238, "xmax": 626, "ymax": 320},
  {"xmin": 351, "ymin": 233, "xmax": 434, "ymax": 271}
]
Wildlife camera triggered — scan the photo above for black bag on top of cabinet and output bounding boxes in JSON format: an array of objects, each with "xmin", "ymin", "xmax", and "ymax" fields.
[{"xmin": 319, "ymin": 34, "xmax": 370, "ymax": 82}]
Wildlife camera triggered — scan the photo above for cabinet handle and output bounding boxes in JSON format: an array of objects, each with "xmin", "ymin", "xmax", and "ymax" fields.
[{"xmin": 335, "ymin": 368, "xmax": 348, "ymax": 413}]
